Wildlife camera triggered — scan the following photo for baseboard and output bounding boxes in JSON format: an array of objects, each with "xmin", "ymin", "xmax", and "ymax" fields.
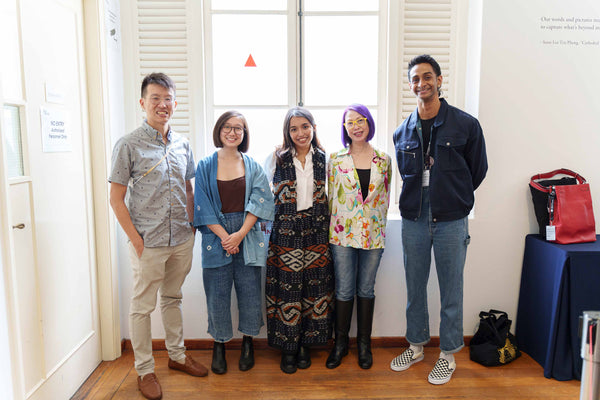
[{"xmin": 121, "ymin": 336, "xmax": 473, "ymax": 351}]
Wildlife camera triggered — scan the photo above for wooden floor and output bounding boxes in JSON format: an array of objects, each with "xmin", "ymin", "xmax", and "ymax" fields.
[{"xmin": 72, "ymin": 346, "xmax": 580, "ymax": 400}]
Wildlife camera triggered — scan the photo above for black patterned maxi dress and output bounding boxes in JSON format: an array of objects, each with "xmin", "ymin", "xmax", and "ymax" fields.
[{"xmin": 266, "ymin": 148, "xmax": 334, "ymax": 353}]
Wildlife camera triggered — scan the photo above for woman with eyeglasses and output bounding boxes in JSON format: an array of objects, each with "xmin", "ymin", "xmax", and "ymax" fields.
[
  {"xmin": 194, "ymin": 110, "xmax": 274, "ymax": 375},
  {"xmin": 264, "ymin": 107, "xmax": 334, "ymax": 374},
  {"xmin": 326, "ymin": 103, "xmax": 392, "ymax": 370}
]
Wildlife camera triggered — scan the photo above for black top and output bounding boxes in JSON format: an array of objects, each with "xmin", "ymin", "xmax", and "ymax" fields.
[
  {"xmin": 356, "ymin": 168, "xmax": 371, "ymax": 202},
  {"xmin": 420, "ymin": 117, "xmax": 435, "ymax": 158}
]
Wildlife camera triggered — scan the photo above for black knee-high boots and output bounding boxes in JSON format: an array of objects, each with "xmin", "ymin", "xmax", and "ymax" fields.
[
  {"xmin": 326, "ymin": 298, "xmax": 354, "ymax": 369},
  {"xmin": 357, "ymin": 296, "xmax": 375, "ymax": 369}
]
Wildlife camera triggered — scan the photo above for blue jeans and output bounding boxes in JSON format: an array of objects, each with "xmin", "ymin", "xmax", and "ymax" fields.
[
  {"xmin": 401, "ymin": 187, "xmax": 470, "ymax": 353},
  {"xmin": 202, "ymin": 212, "xmax": 264, "ymax": 342},
  {"xmin": 330, "ymin": 245, "xmax": 384, "ymax": 301}
]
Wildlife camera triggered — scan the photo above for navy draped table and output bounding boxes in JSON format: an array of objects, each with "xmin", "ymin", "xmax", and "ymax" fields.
[{"xmin": 516, "ymin": 234, "xmax": 600, "ymax": 380}]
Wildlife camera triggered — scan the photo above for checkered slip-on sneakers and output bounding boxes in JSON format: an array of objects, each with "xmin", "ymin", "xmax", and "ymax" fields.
[
  {"xmin": 390, "ymin": 348, "xmax": 424, "ymax": 372},
  {"xmin": 428, "ymin": 357, "xmax": 456, "ymax": 385}
]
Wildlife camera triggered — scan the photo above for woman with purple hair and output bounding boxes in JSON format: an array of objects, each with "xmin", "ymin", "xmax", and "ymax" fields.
[{"xmin": 326, "ymin": 104, "xmax": 392, "ymax": 369}]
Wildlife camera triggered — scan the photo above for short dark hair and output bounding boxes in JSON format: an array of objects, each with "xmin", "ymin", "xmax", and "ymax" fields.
[
  {"xmin": 141, "ymin": 73, "xmax": 176, "ymax": 98},
  {"xmin": 408, "ymin": 54, "xmax": 442, "ymax": 79},
  {"xmin": 213, "ymin": 110, "xmax": 249, "ymax": 153},
  {"xmin": 407, "ymin": 55, "xmax": 443, "ymax": 97}
]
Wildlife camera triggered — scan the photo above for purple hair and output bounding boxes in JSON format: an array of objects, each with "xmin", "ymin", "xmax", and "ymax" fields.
[{"xmin": 341, "ymin": 103, "xmax": 375, "ymax": 148}]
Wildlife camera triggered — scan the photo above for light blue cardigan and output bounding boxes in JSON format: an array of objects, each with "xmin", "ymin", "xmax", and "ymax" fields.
[{"xmin": 193, "ymin": 152, "xmax": 274, "ymax": 268}]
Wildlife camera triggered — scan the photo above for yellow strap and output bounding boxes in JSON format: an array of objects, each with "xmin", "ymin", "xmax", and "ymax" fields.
[{"xmin": 132, "ymin": 147, "xmax": 172, "ymax": 186}]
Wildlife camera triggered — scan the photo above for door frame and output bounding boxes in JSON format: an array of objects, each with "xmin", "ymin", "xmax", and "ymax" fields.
[
  {"xmin": 82, "ymin": 0, "xmax": 122, "ymax": 362},
  {"xmin": 0, "ymin": 103, "xmax": 20, "ymax": 400},
  {"xmin": 0, "ymin": 0, "xmax": 122, "ymax": 397}
]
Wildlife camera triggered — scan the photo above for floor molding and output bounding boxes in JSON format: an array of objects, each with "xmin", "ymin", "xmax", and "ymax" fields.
[{"xmin": 121, "ymin": 336, "xmax": 473, "ymax": 351}]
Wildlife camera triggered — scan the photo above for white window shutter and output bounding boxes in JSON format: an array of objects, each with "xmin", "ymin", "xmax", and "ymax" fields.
[
  {"xmin": 137, "ymin": 0, "xmax": 190, "ymax": 135},
  {"xmin": 399, "ymin": 0, "xmax": 454, "ymax": 119}
]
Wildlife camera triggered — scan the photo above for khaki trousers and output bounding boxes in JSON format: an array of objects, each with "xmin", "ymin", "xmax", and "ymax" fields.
[{"xmin": 128, "ymin": 235, "xmax": 194, "ymax": 376}]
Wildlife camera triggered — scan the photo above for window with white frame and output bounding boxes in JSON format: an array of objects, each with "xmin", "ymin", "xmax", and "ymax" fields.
[
  {"xmin": 125, "ymin": 0, "xmax": 463, "ymax": 205},
  {"xmin": 204, "ymin": 0, "xmax": 384, "ymax": 164}
]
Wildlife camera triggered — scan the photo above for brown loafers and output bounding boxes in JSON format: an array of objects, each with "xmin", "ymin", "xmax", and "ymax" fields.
[
  {"xmin": 137, "ymin": 373, "xmax": 162, "ymax": 400},
  {"xmin": 168, "ymin": 355, "xmax": 208, "ymax": 377}
]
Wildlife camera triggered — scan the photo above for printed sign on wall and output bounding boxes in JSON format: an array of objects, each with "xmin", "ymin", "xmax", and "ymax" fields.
[{"xmin": 40, "ymin": 106, "xmax": 71, "ymax": 152}]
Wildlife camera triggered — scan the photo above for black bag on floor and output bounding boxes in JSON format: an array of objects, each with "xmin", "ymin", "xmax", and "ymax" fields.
[{"xmin": 469, "ymin": 309, "xmax": 521, "ymax": 366}]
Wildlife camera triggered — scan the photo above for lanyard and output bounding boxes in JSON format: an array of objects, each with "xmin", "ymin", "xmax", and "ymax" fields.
[{"xmin": 416, "ymin": 119, "xmax": 434, "ymax": 170}]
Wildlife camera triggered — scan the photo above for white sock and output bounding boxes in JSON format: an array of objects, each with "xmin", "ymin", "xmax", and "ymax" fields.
[
  {"xmin": 440, "ymin": 351, "xmax": 455, "ymax": 364},
  {"xmin": 409, "ymin": 344, "xmax": 424, "ymax": 355}
]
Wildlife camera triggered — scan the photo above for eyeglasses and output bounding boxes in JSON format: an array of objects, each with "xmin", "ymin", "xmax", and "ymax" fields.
[
  {"xmin": 344, "ymin": 117, "xmax": 367, "ymax": 130},
  {"xmin": 148, "ymin": 96, "xmax": 174, "ymax": 105},
  {"xmin": 222, "ymin": 125, "xmax": 244, "ymax": 135}
]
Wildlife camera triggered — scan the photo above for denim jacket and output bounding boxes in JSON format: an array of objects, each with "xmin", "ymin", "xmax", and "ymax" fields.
[
  {"xmin": 194, "ymin": 152, "xmax": 275, "ymax": 268},
  {"xmin": 393, "ymin": 99, "xmax": 488, "ymax": 221}
]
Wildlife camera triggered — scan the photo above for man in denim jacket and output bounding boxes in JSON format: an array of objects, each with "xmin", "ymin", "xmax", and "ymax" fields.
[{"xmin": 390, "ymin": 55, "xmax": 487, "ymax": 385}]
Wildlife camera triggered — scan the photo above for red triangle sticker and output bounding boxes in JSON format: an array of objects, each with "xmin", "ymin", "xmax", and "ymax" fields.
[{"xmin": 245, "ymin": 54, "xmax": 257, "ymax": 67}]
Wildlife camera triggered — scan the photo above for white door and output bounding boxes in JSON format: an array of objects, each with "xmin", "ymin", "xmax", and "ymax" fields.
[
  {"xmin": 0, "ymin": 0, "xmax": 102, "ymax": 398},
  {"xmin": 7, "ymin": 180, "xmax": 45, "ymax": 397}
]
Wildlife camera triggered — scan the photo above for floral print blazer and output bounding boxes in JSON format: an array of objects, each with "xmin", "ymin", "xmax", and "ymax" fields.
[{"xmin": 328, "ymin": 147, "xmax": 392, "ymax": 249}]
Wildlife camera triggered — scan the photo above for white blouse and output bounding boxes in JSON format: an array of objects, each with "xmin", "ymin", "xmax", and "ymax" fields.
[{"xmin": 264, "ymin": 148, "xmax": 315, "ymax": 212}]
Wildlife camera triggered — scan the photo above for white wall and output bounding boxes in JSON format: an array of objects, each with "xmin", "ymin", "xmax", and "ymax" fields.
[
  {"xmin": 473, "ymin": 0, "xmax": 600, "ymax": 330},
  {"xmin": 117, "ymin": 0, "xmax": 600, "ymax": 341}
]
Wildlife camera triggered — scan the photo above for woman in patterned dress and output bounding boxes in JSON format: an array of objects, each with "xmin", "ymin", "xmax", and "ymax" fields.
[
  {"xmin": 264, "ymin": 107, "xmax": 334, "ymax": 374},
  {"xmin": 326, "ymin": 103, "xmax": 392, "ymax": 370}
]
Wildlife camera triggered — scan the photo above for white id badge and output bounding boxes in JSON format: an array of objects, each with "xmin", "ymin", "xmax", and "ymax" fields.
[
  {"xmin": 546, "ymin": 225, "xmax": 556, "ymax": 241},
  {"xmin": 422, "ymin": 169, "xmax": 430, "ymax": 187}
]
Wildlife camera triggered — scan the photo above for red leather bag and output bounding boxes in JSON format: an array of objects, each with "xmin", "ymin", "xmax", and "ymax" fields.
[{"xmin": 529, "ymin": 169, "xmax": 596, "ymax": 244}]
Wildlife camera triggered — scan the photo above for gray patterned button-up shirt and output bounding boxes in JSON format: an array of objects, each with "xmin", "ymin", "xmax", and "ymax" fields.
[{"xmin": 109, "ymin": 121, "xmax": 195, "ymax": 247}]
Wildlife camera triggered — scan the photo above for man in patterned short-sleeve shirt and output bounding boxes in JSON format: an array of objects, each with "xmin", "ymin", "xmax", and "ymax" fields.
[{"xmin": 109, "ymin": 73, "xmax": 207, "ymax": 400}]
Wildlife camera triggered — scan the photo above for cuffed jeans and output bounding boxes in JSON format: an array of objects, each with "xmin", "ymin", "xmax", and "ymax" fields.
[
  {"xmin": 330, "ymin": 244, "xmax": 384, "ymax": 301},
  {"xmin": 401, "ymin": 187, "xmax": 470, "ymax": 353},
  {"xmin": 202, "ymin": 212, "xmax": 264, "ymax": 343},
  {"xmin": 128, "ymin": 234, "xmax": 194, "ymax": 376}
]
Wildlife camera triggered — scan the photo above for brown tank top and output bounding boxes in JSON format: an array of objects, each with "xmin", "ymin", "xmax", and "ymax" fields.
[{"xmin": 217, "ymin": 176, "xmax": 245, "ymax": 213}]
